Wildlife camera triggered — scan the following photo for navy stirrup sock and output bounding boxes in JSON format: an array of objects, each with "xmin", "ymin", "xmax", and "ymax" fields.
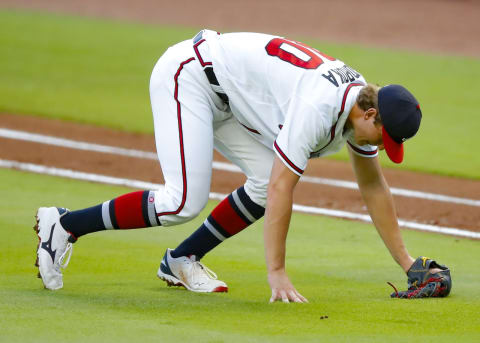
[
  {"xmin": 60, "ymin": 190, "xmax": 160, "ymax": 238},
  {"xmin": 59, "ymin": 204, "xmax": 105, "ymax": 239},
  {"xmin": 171, "ymin": 186, "xmax": 265, "ymax": 259}
]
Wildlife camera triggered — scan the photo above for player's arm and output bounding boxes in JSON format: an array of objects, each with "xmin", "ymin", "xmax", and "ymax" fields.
[
  {"xmin": 348, "ymin": 148, "xmax": 414, "ymax": 272},
  {"xmin": 264, "ymin": 155, "xmax": 307, "ymax": 303}
]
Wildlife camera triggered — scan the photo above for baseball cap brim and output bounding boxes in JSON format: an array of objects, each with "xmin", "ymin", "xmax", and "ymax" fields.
[{"xmin": 382, "ymin": 126, "xmax": 404, "ymax": 164}]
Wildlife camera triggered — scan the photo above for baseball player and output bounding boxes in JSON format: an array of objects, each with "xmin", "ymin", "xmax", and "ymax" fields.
[{"xmin": 34, "ymin": 30, "xmax": 451, "ymax": 301}]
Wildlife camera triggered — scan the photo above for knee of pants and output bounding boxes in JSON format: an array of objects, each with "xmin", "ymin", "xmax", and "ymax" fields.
[
  {"xmin": 244, "ymin": 178, "xmax": 269, "ymax": 208},
  {"xmin": 153, "ymin": 187, "xmax": 209, "ymax": 227}
]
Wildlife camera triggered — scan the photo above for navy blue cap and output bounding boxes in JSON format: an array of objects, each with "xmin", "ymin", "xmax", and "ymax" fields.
[{"xmin": 378, "ymin": 85, "xmax": 422, "ymax": 163}]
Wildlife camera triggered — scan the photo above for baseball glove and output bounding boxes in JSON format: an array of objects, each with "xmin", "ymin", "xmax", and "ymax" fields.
[{"xmin": 388, "ymin": 256, "xmax": 452, "ymax": 299}]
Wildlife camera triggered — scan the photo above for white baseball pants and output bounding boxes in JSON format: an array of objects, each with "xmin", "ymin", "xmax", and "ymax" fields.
[{"xmin": 149, "ymin": 39, "xmax": 273, "ymax": 226}]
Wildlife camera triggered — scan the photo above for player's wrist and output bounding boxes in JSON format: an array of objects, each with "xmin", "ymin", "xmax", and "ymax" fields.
[
  {"xmin": 267, "ymin": 266, "xmax": 286, "ymax": 274},
  {"xmin": 400, "ymin": 256, "xmax": 415, "ymax": 273}
]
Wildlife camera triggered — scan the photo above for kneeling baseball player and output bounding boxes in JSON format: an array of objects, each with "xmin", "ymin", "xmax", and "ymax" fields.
[{"xmin": 34, "ymin": 30, "xmax": 451, "ymax": 301}]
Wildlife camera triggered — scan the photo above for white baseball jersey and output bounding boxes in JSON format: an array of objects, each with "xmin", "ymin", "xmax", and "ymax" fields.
[
  {"xmin": 149, "ymin": 30, "xmax": 379, "ymax": 225},
  {"xmin": 203, "ymin": 31, "xmax": 378, "ymax": 175}
]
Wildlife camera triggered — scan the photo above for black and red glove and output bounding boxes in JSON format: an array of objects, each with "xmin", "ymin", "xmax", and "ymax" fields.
[{"xmin": 388, "ymin": 257, "xmax": 452, "ymax": 299}]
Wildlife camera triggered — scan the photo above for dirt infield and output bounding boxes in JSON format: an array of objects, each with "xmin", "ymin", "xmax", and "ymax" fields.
[
  {"xmin": 0, "ymin": 1, "xmax": 479, "ymax": 235},
  {"xmin": 2, "ymin": 113, "xmax": 479, "ymax": 234}
]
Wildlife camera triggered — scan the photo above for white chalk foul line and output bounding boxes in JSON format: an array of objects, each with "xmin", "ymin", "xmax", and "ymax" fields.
[
  {"xmin": 1, "ymin": 127, "xmax": 479, "ymax": 207},
  {"xmin": 1, "ymin": 158, "xmax": 479, "ymax": 239}
]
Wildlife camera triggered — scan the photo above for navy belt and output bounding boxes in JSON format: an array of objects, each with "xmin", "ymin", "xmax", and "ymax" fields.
[{"xmin": 193, "ymin": 30, "xmax": 229, "ymax": 104}]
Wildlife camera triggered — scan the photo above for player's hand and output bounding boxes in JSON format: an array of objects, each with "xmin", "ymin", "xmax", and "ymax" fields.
[
  {"xmin": 389, "ymin": 256, "xmax": 452, "ymax": 298},
  {"xmin": 267, "ymin": 270, "xmax": 308, "ymax": 303}
]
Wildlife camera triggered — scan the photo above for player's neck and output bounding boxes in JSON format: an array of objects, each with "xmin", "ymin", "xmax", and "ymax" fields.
[{"xmin": 346, "ymin": 102, "xmax": 361, "ymax": 131}]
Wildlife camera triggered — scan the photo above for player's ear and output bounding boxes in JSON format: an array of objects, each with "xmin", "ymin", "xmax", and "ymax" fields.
[{"xmin": 364, "ymin": 108, "xmax": 377, "ymax": 120}]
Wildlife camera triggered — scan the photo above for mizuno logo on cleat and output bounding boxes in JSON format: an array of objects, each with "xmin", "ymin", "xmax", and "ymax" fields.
[{"xmin": 41, "ymin": 223, "xmax": 57, "ymax": 263}]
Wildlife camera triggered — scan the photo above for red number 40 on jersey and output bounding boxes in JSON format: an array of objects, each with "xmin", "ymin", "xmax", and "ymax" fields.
[{"xmin": 265, "ymin": 38, "xmax": 336, "ymax": 70}]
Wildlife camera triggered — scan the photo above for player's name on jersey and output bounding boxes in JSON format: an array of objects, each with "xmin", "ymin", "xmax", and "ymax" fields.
[{"xmin": 322, "ymin": 64, "xmax": 362, "ymax": 88}]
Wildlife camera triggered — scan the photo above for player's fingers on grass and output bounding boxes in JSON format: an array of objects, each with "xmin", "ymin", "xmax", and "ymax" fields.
[
  {"xmin": 287, "ymin": 290, "xmax": 302, "ymax": 303},
  {"xmin": 270, "ymin": 289, "xmax": 280, "ymax": 303},
  {"xmin": 295, "ymin": 290, "xmax": 308, "ymax": 303},
  {"xmin": 280, "ymin": 290, "xmax": 290, "ymax": 303},
  {"xmin": 270, "ymin": 289, "xmax": 294, "ymax": 303},
  {"xmin": 288, "ymin": 290, "xmax": 307, "ymax": 303}
]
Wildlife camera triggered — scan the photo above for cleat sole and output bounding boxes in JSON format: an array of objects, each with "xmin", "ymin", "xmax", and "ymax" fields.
[
  {"xmin": 157, "ymin": 271, "xmax": 228, "ymax": 293},
  {"xmin": 157, "ymin": 274, "xmax": 185, "ymax": 289},
  {"xmin": 212, "ymin": 286, "xmax": 228, "ymax": 293},
  {"xmin": 33, "ymin": 213, "xmax": 41, "ymax": 272}
]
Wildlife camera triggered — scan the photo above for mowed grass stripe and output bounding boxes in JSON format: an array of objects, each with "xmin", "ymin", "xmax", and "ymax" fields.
[
  {"xmin": 0, "ymin": 10, "xmax": 479, "ymax": 178},
  {"xmin": 0, "ymin": 168, "xmax": 479, "ymax": 342}
]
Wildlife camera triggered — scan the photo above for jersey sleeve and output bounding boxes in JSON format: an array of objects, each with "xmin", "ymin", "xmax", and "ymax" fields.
[
  {"xmin": 274, "ymin": 97, "xmax": 330, "ymax": 176},
  {"xmin": 346, "ymin": 138, "xmax": 379, "ymax": 158}
]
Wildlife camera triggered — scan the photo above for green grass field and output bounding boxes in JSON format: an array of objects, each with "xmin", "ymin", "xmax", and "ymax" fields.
[
  {"xmin": 1, "ymin": 8, "xmax": 479, "ymax": 343},
  {"xmin": 0, "ymin": 9, "xmax": 479, "ymax": 179},
  {"xmin": 1, "ymin": 168, "xmax": 479, "ymax": 342}
]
